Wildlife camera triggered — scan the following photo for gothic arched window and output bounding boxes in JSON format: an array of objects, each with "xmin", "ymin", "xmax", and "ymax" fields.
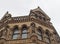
[
  {"xmin": 45, "ymin": 30, "xmax": 50, "ymax": 43},
  {"xmin": 37, "ymin": 27, "xmax": 43, "ymax": 40},
  {"xmin": 13, "ymin": 25, "xmax": 19, "ymax": 39},
  {"xmin": 22, "ymin": 25, "xmax": 28, "ymax": 39}
]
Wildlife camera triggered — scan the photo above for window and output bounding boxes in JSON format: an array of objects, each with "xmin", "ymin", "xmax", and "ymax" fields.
[
  {"xmin": 37, "ymin": 27, "xmax": 43, "ymax": 40},
  {"xmin": 22, "ymin": 25, "xmax": 28, "ymax": 39},
  {"xmin": 45, "ymin": 30, "xmax": 50, "ymax": 43},
  {"xmin": 13, "ymin": 26, "xmax": 20, "ymax": 39},
  {"xmin": 37, "ymin": 29, "xmax": 42, "ymax": 40},
  {"xmin": 43, "ymin": 17, "xmax": 46, "ymax": 21}
]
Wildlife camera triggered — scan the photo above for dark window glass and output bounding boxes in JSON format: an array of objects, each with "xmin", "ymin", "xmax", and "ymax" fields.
[
  {"xmin": 22, "ymin": 26, "xmax": 28, "ymax": 39},
  {"xmin": 37, "ymin": 29, "xmax": 42, "ymax": 40},
  {"xmin": 43, "ymin": 17, "xmax": 46, "ymax": 21},
  {"xmin": 45, "ymin": 30, "xmax": 50, "ymax": 43}
]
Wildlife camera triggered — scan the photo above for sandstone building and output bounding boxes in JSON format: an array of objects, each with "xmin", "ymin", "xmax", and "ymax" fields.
[{"xmin": 0, "ymin": 7, "xmax": 60, "ymax": 44}]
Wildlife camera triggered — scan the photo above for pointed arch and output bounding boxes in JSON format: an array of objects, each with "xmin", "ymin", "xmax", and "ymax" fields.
[
  {"xmin": 37, "ymin": 26, "xmax": 44, "ymax": 33},
  {"xmin": 37, "ymin": 26, "xmax": 43, "ymax": 40},
  {"xmin": 12, "ymin": 25, "xmax": 20, "ymax": 39},
  {"xmin": 21, "ymin": 24, "xmax": 28, "ymax": 39}
]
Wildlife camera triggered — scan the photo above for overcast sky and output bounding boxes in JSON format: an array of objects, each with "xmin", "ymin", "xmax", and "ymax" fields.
[{"xmin": 0, "ymin": 0, "xmax": 60, "ymax": 36}]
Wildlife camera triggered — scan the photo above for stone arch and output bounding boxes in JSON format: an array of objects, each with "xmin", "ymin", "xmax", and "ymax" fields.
[
  {"xmin": 21, "ymin": 24, "xmax": 28, "ymax": 29},
  {"xmin": 21, "ymin": 24, "xmax": 28, "ymax": 38},
  {"xmin": 36, "ymin": 26, "xmax": 44, "ymax": 40},
  {"xmin": 12, "ymin": 25, "xmax": 20, "ymax": 39},
  {"xmin": 13, "ymin": 25, "xmax": 19, "ymax": 29},
  {"xmin": 37, "ymin": 26, "xmax": 44, "ymax": 33},
  {"xmin": 45, "ymin": 29, "xmax": 51, "ymax": 43}
]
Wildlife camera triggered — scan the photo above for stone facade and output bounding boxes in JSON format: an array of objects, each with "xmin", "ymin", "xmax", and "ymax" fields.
[{"xmin": 0, "ymin": 7, "xmax": 60, "ymax": 44}]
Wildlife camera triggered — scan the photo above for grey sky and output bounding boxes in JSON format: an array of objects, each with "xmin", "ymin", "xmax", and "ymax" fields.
[{"xmin": 0, "ymin": 0, "xmax": 60, "ymax": 36}]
